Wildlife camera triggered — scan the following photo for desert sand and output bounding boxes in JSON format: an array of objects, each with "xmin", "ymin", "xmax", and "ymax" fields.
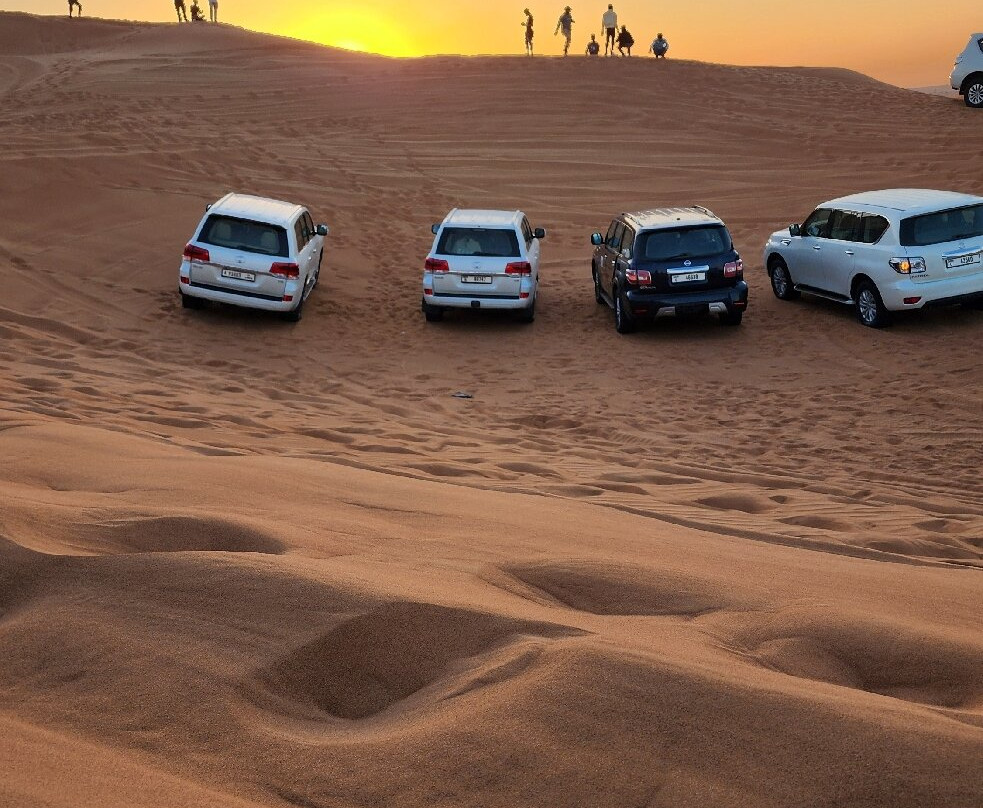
[{"xmin": 0, "ymin": 11, "xmax": 981, "ymax": 807}]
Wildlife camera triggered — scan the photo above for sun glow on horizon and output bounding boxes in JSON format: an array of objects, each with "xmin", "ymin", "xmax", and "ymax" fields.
[{"xmin": 281, "ymin": 8, "xmax": 420, "ymax": 58}]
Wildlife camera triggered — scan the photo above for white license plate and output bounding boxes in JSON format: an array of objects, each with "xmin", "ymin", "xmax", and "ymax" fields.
[
  {"xmin": 221, "ymin": 269, "xmax": 256, "ymax": 282},
  {"xmin": 461, "ymin": 274, "xmax": 492, "ymax": 284},
  {"xmin": 945, "ymin": 253, "xmax": 981, "ymax": 269},
  {"xmin": 671, "ymin": 272, "xmax": 705, "ymax": 283}
]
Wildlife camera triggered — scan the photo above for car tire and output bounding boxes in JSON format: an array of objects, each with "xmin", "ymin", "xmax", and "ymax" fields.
[
  {"xmin": 181, "ymin": 292, "xmax": 204, "ymax": 309},
  {"xmin": 281, "ymin": 297, "xmax": 304, "ymax": 323},
  {"xmin": 422, "ymin": 297, "xmax": 444, "ymax": 322},
  {"xmin": 719, "ymin": 309, "xmax": 744, "ymax": 326},
  {"xmin": 855, "ymin": 279, "xmax": 890, "ymax": 328},
  {"xmin": 517, "ymin": 297, "xmax": 536, "ymax": 323},
  {"xmin": 593, "ymin": 266, "xmax": 604, "ymax": 303},
  {"xmin": 965, "ymin": 75, "xmax": 983, "ymax": 108},
  {"xmin": 614, "ymin": 288, "xmax": 635, "ymax": 334},
  {"xmin": 769, "ymin": 258, "xmax": 799, "ymax": 300}
]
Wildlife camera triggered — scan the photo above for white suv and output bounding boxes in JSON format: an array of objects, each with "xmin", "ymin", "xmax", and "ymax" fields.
[
  {"xmin": 422, "ymin": 209, "xmax": 545, "ymax": 323},
  {"xmin": 763, "ymin": 189, "xmax": 983, "ymax": 327},
  {"xmin": 950, "ymin": 33, "xmax": 983, "ymax": 108},
  {"xmin": 179, "ymin": 193, "xmax": 328, "ymax": 321}
]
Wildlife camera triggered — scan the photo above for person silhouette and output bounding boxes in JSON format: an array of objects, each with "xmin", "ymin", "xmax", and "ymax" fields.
[
  {"xmin": 522, "ymin": 8, "xmax": 534, "ymax": 55},
  {"xmin": 616, "ymin": 24, "xmax": 634, "ymax": 56},
  {"xmin": 601, "ymin": 3, "xmax": 617, "ymax": 56},
  {"xmin": 650, "ymin": 32, "xmax": 669, "ymax": 58},
  {"xmin": 208, "ymin": 0, "xmax": 218, "ymax": 22},
  {"xmin": 190, "ymin": 0, "xmax": 206, "ymax": 21},
  {"xmin": 586, "ymin": 34, "xmax": 599, "ymax": 56},
  {"xmin": 554, "ymin": 6, "xmax": 574, "ymax": 56},
  {"xmin": 174, "ymin": 0, "xmax": 188, "ymax": 22},
  {"xmin": 68, "ymin": 0, "xmax": 82, "ymax": 17}
]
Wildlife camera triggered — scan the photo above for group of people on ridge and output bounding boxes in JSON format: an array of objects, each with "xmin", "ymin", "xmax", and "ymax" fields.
[
  {"xmin": 174, "ymin": 0, "xmax": 219, "ymax": 23},
  {"xmin": 523, "ymin": 5, "xmax": 668, "ymax": 58}
]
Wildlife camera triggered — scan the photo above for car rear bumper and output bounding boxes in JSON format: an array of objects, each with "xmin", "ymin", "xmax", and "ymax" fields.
[
  {"xmin": 624, "ymin": 281, "xmax": 748, "ymax": 318},
  {"xmin": 880, "ymin": 273, "xmax": 983, "ymax": 310},
  {"xmin": 179, "ymin": 278, "xmax": 301, "ymax": 312},
  {"xmin": 423, "ymin": 292, "xmax": 534, "ymax": 311}
]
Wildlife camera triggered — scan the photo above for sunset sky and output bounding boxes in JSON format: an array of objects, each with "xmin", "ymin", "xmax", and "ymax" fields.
[{"xmin": 3, "ymin": 0, "xmax": 978, "ymax": 87}]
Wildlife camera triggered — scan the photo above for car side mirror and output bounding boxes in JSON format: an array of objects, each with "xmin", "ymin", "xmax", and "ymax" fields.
[
  {"xmin": 431, "ymin": 224, "xmax": 439, "ymax": 235},
  {"xmin": 316, "ymin": 224, "xmax": 329, "ymax": 237},
  {"xmin": 788, "ymin": 224, "xmax": 801, "ymax": 236},
  {"xmin": 534, "ymin": 227, "xmax": 546, "ymax": 239},
  {"xmin": 590, "ymin": 232, "xmax": 603, "ymax": 245}
]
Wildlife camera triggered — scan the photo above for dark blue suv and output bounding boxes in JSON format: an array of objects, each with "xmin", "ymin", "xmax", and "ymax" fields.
[{"xmin": 590, "ymin": 207, "xmax": 749, "ymax": 333}]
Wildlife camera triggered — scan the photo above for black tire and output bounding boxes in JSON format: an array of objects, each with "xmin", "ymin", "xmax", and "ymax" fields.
[
  {"xmin": 422, "ymin": 297, "xmax": 444, "ymax": 322},
  {"xmin": 854, "ymin": 279, "xmax": 890, "ymax": 328},
  {"xmin": 281, "ymin": 297, "xmax": 304, "ymax": 322},
  {"xmin": 181, "ymin": 292, "xmax": 204, "ymax": 309},
  {"xmin": 719, "ymin": 308, "xmax": 744, "ymax": 326},
  {"xmin": 965, "ymin": 75, "xmax": 983, "ymax": 108},
  {"xmin": 769, "ymin": 257, "xmax": 799, "ymax": 300},
  {"xmin": 593, "ymin": 266, "xmax": 604, "ymax": 303},
  {"xmin": 516, "ymin": 297, "xmax": 536, "ymax": 323},
  {"xmin": 614, "ymin": 288, "xmax": 635, "ymax": 334},
  {"xmin": 961, "ymin": 296, "xmax": 983, "ymax": 311}
]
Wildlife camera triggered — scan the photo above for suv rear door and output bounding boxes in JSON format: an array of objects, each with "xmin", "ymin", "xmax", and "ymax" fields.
[
  {"xmin": 192, "ymin": 214, "xmax": 292, "ymax": 300},
  {"xmin": 431, "ymin": 226, "xmax": 525, "ymax": 299},
  {"xmin": 633, "ymin": 224, "xmax": 734, "ymax": 292},
  {"xmin": 901, "ymin": 204, "xmax": 983, "ymax": 284}
]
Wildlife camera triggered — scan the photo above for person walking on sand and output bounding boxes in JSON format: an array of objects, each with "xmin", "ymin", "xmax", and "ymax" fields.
[
  {"xmin": 554, "ymin": 6, "xmax": 574, "ymax": 56},
  {"xmin": 616, "ymin": 24, "xmax": 634, "ymax": 56},
  {"xmin": 601, "ymin": 3, "xmax": 617, "ymax": 56},
  {"xmin": 522, "ymin": 8, "xmax": 534, "ymax": 55},
  {"xmin": 174, "ymin": 0, "xmax": 188, "ymax": 22},
  {"xmin": 68, "ymin": 0, "xmax": 82, "ymax": 17},
  {"xmin": 208, "ymin": 0, "xmax": 218, "ymax": 22},
  {"xmin": 650, "ymin": 32, "xmax": 668, "ymax": 58},
  {"xmin": 585, "ymin": 34, "xmax": 599, "ymax": 56}
]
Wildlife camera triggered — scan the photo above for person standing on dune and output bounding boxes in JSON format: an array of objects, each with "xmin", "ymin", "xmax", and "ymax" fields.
[
  {"xmin": 174, "ymin": 0, "xmax": 188, "ymax": 22},
  {"xmin": 68, "ymin": 0, "xmax": 82, "ymax": 17},
  {"xmin": 601, "ymin": 3, "xmax": 617, "ymax": 56},
  {"xmin": 209, "ymin": 0, "xmax": 218, "ymax": 22},
  {"xmin": 522, "ymin": 8, "xmax": 534, "ymax": 55},
  {"xmin": 554, "ymin": 5, "xmax": 574, "ymax": 56}
]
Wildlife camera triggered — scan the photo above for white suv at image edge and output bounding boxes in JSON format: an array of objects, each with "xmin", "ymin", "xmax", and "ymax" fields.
[
  {"xmin": 179, "ymin": 193, "xmax": 328, "ymax": 321},
  {"xmin": 422, "ymin": 209, "xmax": 545, "ymax": 323},
  {"xmin": 763, "ymin": 189, "xmax": 983, "ymax": 327},
  {"xmin": 950, "ymin": 33, "xmax": 983, "ymax": 108}
]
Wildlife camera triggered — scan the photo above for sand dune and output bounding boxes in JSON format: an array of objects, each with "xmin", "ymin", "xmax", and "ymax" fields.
[{"xmin": 1, "ymin": 12, "xmax": 981, "ymax": 807}]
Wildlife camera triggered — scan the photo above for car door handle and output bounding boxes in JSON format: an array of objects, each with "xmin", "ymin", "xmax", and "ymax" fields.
[
  {"xmin": 812, "ymin": 245, "xmax": 821, "ymax": 251},
  {"xmin": 844, "ymin": 250, "xmax": 854, "ymax": 256}
]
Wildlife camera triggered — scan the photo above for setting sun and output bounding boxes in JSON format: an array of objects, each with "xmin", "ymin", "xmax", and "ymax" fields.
[{"xmin": 278, "ymin": 6, "xmax": 421, "ymax": 57}]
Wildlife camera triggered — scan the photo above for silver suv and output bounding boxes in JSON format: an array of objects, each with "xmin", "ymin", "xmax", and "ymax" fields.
[
  {"xmin": 950, "ymin": 33, "xmax": 983, "ymax": 108},
  {"xmin": 179, "ymin": 193, "xmax": 328, "ymax": 321},
  {"xmin": 763, "ymin": 189, "xmax": 983, "ymax": 328},
  {"xmin": 422, "ymin": 209, "xmax": 545, "ymax": 323}
]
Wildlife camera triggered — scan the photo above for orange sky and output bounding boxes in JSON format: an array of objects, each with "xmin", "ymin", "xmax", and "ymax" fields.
[{"xmin": 3, "ymin": 0, "xmax": 979, "ymax": 86}]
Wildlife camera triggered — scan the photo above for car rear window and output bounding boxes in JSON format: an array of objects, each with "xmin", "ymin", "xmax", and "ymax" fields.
[
  {"xmin": 900, "ymin": 204, "xmax": 983, "ymax": 247},
  {"xmin": 198, "ymin": 215, "xmax": 289, "ymax": 257},
  {"xmin": 638, "ymin": 225, "xmax": 731, "ymax": 261},
  {"xmin": 437, "ymin": 227, "xmax": 520, "ymax": 257}
]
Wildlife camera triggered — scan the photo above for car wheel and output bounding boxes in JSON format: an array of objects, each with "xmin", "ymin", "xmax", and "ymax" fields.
[
  {"xmin": 614, "ymin": 288, "xmax": 635, "ymax": 334},
  {"xmin": 855, "ymin": 279, "xmax": 890, "ymax": 328},
  {"xmin": 181, "ymin": 292, "xmax": 204, "ymax": 309},
  {"xmin": 281, "ymin": 297, "xmax": 304, "ymax": 322},
  {"xmin": 719, "ymin": 308, "xmax": 743, "ymax": 326},
  {"xmin": 769, "ymin": 258, "xmax": 799, "ymax": 300},
  {"xmin": 422, "ymin": 297, "xmax": 444, "ymax": 322},
  {"xmin": 593, "ymin": 266, "xmax": 604, "ymax": 304},
  {"xmin": 965, "ymin": 75, "xmax": 983, "ymax": 108},
  {"xmin": 517, "ymin": 297, "xmax": 536, "ymax": 323}
]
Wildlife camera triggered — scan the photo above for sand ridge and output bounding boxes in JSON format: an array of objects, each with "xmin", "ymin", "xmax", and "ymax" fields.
[{"xmin": 1, "ymin": 12, "xmax": 982, "ymax": 807}]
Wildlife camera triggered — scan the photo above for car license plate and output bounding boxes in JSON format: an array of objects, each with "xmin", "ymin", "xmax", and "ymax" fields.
[
  {"xmin": 945, "ymin": 252, "xmax": 981, "ymax": 269},
  {"xmin": 461, "ymin": 274, "xmax": 492, "ymax": 284},
  {"xmin": 671, "ymin": 272, "xmax": 705, "ymax": 283},
  {"xmin": 221, "ymin": 269, "xmax": 256, "ymax": 282}
]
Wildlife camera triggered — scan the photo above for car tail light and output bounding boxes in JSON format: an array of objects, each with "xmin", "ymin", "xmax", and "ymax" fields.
[
  {"xmin": 723, "ymin": 259, "xmax": 744, "ymax": 278},
  {"xmin": 889, "ymin": 257, "xmax": 926, "ymax": 275},
  {"xmin": 625, "ymin": 269, "xmax": 652, "ymax": 285},
  {"xmin": 519, "ymin": 292, "xmax": 530, "ymax": 299},
  {"xmin": 283, "ymin": 294, "xmax": 294, "ymax": 302},
  {"xmin": 183, "ymin": 243, "xmax": 209, "ymax": 262},
  {"xmin": 425, "ymin": 258, "xmax": 450, "ymax": 273},
  {"xmin": 505, "ymin": 261, "xmax": 532, "ymax": 276},
  {"xmin": 270, "ymin": 262, "xmax": 300, "ymax": 278},
  {"xmin": 903, "ymin": 296, "xmax": 922, "ymax": 305},
  {"xmin": 180, "ymin": 275, "xmax": 190, "ymax": 284}
]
